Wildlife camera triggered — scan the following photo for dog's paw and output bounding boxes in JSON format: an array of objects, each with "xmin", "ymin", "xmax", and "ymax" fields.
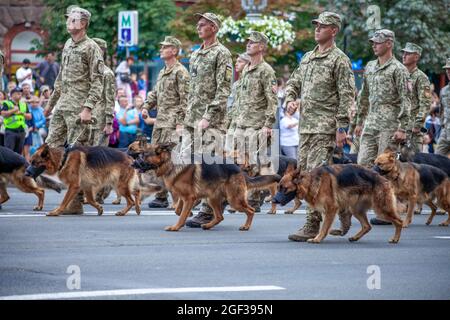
[
  {"xmin": 439, "ymin": 222, "xmax": 449, "ymax": 227},
  {"xmin": 284, "ymin": 210, "xmax": 294, "ymax": 214},
  {"xmin": 115, "ymin": 211, "xmax": 126, "ymax": 216},
  {"xmin": 266, "ymin": 210, "xmax": 276, "ymax": 215},
  {"xmin": 307, "ymin": 238, "xmax": 321, "ymax": 244},
  {"xmin": 389, "ymin": 238, "xmax": 399, "ymax": 244},
  {"xmin": 165, "ymin": 225, "xmax": 180, "ymax": 231},
  {"xmin": 201, "ymin": 223, "xmax": 212, "ymax": 230},
  {"xmin": 348, "ymin": 237, "xmax": 358, "ymax": 242},
  {"xmin": 112, "ymin": 199, "xmax": 121, "ymax": 205},
  {"xmin": 33, "ymin": 206, "xmax": 43, "ymax": 211},
  {"xmin": 425, "ymin": 219, "xmax": 432, "ymax": 226},
  {"xmin": 46, "ymin": 210, "xmax": 60, "ymax": 217},
  {"xmin": 97, "ymin": 207, "xmax": 104, "ymax": 216},
  {"xmin": 239, "ymin": 225, "xmax": 250, "ymax": 231},
  {"xmin": 402, "ymin": 221, "xmax": 411, "ymax": 228}
]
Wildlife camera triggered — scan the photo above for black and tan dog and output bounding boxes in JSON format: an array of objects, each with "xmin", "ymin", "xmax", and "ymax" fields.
[
  {"xmin": 278, "ymin": 164, "xmax": 403, "ymax": 244},
  {"xmin": 135, "ymin": 143, "xmax": 281, "ymax": 231},
  {"xmin": 27, "ymin": 144, "xmax": 142, "ymax": 216},
  {"xmin": 374, "ymin": 148, "xmax": 450, "ymax": 227},
  {"xmin": 0, "ymin": 145, "xmax": 64, "ymax": 210}
]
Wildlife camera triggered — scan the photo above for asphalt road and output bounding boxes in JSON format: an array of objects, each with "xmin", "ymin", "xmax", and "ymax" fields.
[{"xmin": 0, "ymin": 187, "xmax": 449, "ymax": 300}]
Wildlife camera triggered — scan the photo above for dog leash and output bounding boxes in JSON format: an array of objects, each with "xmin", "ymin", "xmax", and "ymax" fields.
[{"xmin": 68, "ymin": 118, "xmax": 98, "ymax": 148}]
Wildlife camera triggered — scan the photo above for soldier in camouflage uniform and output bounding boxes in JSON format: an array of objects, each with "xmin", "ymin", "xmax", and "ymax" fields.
[
  {"xmin": 225, "ymin": 53, "xmax": 250, "ymax": 133},
  {"xmin": 436, "ymin": 58, "xmax": 450, "ymax": 155},
  {"xmin": 224, "ymin": 53, "xmax": 250, "ymax": 153},
  {"xmin": 45, "ymin": 7, "xmax": 104, "ymax": 214},
  {"xmin": 401, "ymin": 42, "xmax": 432, "ymax": 152},
  {"xmin": 284, "ymin": 12, "xmax": 356, "ymax": 241},
  {"xmin": 183, "ymin": 12, "xmax": 233, "ymax": 228},
  {"xmin": 90, "ymin": 38, "xmax": 115, "ymax": 147},
  {"xmin": 141, "ymin": 36, "xmax": 190, "ymax": 208},
  {"xmin": 233, "ymin": 31, "xmax": 278, "ymax": 212},
  {"xmin": 355, "ymin": 30, "xmax": 411, "ymax": 168}
]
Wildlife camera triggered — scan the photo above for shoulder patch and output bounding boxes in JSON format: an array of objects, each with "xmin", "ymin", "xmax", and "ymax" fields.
[
  {"xmin": 98, "ymin": 60, "xmax": 105, "ymax": 74},
  {"xmin": 225, "ymin": 64, "xmax": 233, "ymax": 82},
  {"xmin": 424, "ymin": 86, "xmax": 431, "ymax": 98}
]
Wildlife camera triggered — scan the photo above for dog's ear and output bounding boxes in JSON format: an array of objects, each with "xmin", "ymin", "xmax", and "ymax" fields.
[
  {"xmin": 40, "ymin": 144, "xmax": 49, "ymax": 158},
  {"xmin": 157, "ymin": 142, "xmax": 177, "ymax": 153}
]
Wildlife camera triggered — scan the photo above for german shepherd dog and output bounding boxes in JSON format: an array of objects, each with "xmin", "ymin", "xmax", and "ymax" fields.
[
  {"xmin": 374, "ymin": 148, "xmax": 450, "ymax": 227},
  {"xmin": 0, "ymin": 145, "xmax": 64, "ymax": 210},
  {"xmin": 278, "ymin": 164, "xmax": 403, "ymax": 243},
  {"xmin": 135, "ymin": 143, "xmax": 281, "ymax": 231},
  {"xmin": 27, "ymin": 144, "xmax": 141, "ymax": 216}
]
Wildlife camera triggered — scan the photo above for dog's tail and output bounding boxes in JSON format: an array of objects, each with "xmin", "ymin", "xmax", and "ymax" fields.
[
  {"xmin": 36, "ymin": 175, "xmax": 65, "ymax": 193},
  {"xmin": 245, "ymin": 174, "xmax": 281, "ymax": 191}
]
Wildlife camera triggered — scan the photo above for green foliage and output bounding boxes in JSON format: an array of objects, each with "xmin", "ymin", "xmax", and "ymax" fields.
[{"xmin": 35, "ymin": 0, "xmax": 177, "ymax": 62}]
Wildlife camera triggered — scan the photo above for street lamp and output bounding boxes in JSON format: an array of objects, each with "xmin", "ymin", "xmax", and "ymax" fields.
[{"xmin": 241, "ymin": 0, "xmax": 267, "ymax": 21}]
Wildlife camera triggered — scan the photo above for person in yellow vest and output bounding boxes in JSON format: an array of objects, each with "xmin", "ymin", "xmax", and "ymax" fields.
[{"xmin": 0, "ymin": 87, "xmax": 32, "ymax": 154}]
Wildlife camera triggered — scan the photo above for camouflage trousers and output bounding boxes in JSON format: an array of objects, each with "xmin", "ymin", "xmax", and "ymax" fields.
[
  {"xmin": 151, "ymin": 127, "xmax": 178, "ymax": 200},
  {"xmin": 233, "ymin": 127, "xmax": 273, "ymax": 207},
  {"xmin": 408, "ymin": 131, "xmax": 423, "ymax": 154},
  {"xmin": 298, "ymin": 134, "xmax": 336, "ymax": 225},
  {"xmin": 357, "ymin": 128, "xmax": 397, "ymax": 167},
  {"xmin": 46, "ymin": 109, "xmax": 94, "ymax": 147},
  {"xmin": 89, "ymin": 128, "xmax": 109, "ymax": 146},
  {"xmin": 350, "ymin": 135, "xmax": 360, "ymax": 154},
  {"xmin": 436, "ymin": 130, "xmax": 450, "ymax": 156}
]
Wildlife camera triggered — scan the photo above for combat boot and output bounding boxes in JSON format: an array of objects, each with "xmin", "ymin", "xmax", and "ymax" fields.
[
  {"xmin": 288, "ymin": 211, "xmax": 321, "ymax": 241},
  {"xmin": 186, "ymin": 202, "xmax": 214, "ymax": 228},
  {"xmin": 61, "ymin": 192, "xmax": 84, "ymax": 215}
]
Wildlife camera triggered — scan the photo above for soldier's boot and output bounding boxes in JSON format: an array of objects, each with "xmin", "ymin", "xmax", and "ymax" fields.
[
  {"xmin": 288, "ymin": 209, "xmax": 321, "ymax": 242},
  {"xmin": 186, "ymin": 202, "xmax": 214, "ymax": 228},
  {"xmin": 148, "ymin": 190, "xmax": 169, "ymax": 209},
  {"xmin": 61, "ymin": 192, "xmax": 84, "ymax": 215}
]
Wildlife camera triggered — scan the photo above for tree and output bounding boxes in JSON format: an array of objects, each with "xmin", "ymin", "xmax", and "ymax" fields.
[
  {"xmin": 323, "ymin": 0, "xmax": 450, "ymax": 73},
  {"xmin": 34, "ymin": 0, "xmax": 177, "ymax": 64}
]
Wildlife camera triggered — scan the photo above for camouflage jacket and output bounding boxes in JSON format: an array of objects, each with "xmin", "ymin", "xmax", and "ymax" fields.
[
  {"xmin": 92, "ymin": 66, "xmax": 115, "ymax": 129},
  {"xmin": 226, "ymin": 79, "xmax": 243, "ymax": 128},
  {"xmin": 47, "ymin": 35, "xmax": 104, "ymax": 113},
  {"xmin": 184, "ymin": 41, "xmax": 232, "ymax": 130},
  {"xmin": 285, "ymin": 44, "xmax": 355, "ymax": 134},
  {"xmin": 440, "ymin": 85, "xmax": 450, "ymax": 136},
  {"xmin": 143, "ymin": 61, "xmax": 190, "ymax": 128},
  {"xmin": 408, "ymin": 67, "xmax": 431, "ymax": 130},
  {"xmin": 235, "ymin": 60, "xmax": 278, "ymax": 129},
  {"xmin": 356, "ymin": 57, "xmax": 411, "ymax": 132}
]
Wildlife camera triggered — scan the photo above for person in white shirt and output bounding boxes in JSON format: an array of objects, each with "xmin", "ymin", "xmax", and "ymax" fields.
[
  {"xmin": 280, "ymin": 107, "xmax": 299, "ymax": 159},
  {"xmin": 16, "ymin": 59, "xmax": 34, "ymax": 91}
]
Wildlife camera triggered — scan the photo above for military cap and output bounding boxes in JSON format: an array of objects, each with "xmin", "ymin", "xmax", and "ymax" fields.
[
  {"xmin": 65, "ymin": 6, "xmax": 91, "ymax": 21},
  {"xmin": 369, "ymin": 29, "xmax": 395, "ymax": 43},
  {"xmin": 401, "ymin": 42, "xmax": 422, "ymax": 56},
  {"xmin": 160, "ymin": 36, "xmax": 182, "ymax": 49},
  {"xmin": 312, "ymin": 11, "xmax": 342, "ymax": 30},
  {"xmin": 92, "ymin": 38, "xmax": 107, "ymax": 50},
  {"xmin": 443, "ymin": 58, "xmax": 450, "ymax": 69},
  {"xmin": 237, "ymin": 53, "xmax": 251, "ymax": 62},
  {"xmin": 247, "ymin": 31, "xmax": 269, "ymax": 45},
  {"xmin": 195, "ymin": 12, "xmax": 221, "ymax": 29}
]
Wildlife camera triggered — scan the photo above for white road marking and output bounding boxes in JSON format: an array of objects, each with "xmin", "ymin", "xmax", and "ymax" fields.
[
  {"xmin": 433, "ymin": 236, "xmax": 450, "ymax": 239},
  {"xmin": 0, "ymin": 285, "xmax": 285, "ymax": 300}
]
